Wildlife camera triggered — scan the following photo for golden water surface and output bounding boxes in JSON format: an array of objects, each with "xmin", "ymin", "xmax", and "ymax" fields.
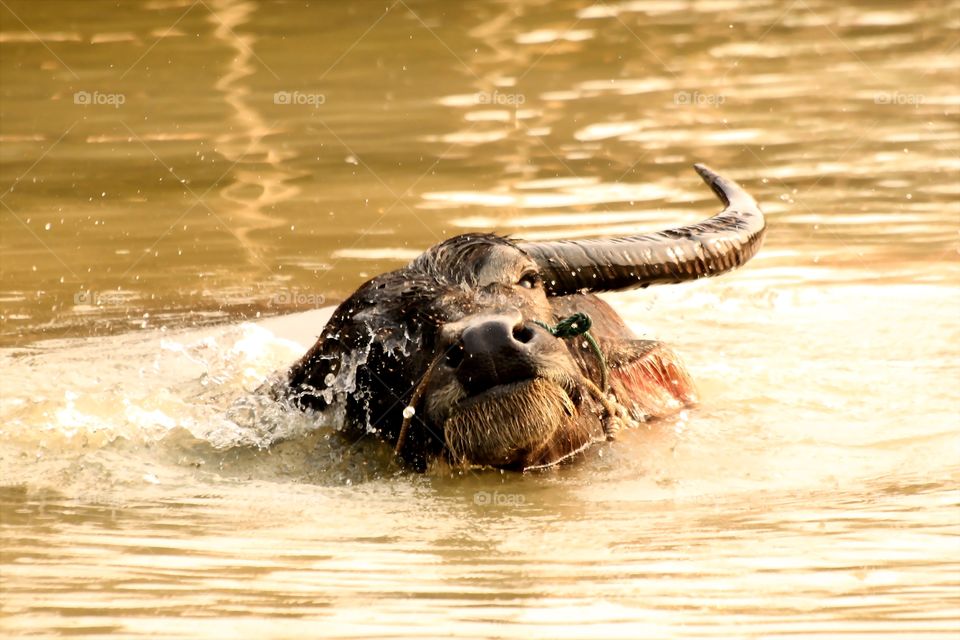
[{"xmin": 1, "ymin": 1, "xmax": 958, "ymax": 638}]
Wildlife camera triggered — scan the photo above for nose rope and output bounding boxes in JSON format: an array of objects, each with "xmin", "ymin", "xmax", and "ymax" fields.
[
  {"xmin": 394, "ymin": 350, "xmax": 445, "ymax": 457},
  {"xmin": 533, "ymin": 312, "xmax": 622, "ymax": 439},
  {"xmin": 532, "ymin": 313, "xmax": 608, "ymax": 393}
]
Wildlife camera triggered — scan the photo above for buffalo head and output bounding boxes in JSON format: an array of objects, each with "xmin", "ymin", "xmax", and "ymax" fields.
[{"xmin": 286, "ymin": 164, "xmax": 765, "ymax": 471}]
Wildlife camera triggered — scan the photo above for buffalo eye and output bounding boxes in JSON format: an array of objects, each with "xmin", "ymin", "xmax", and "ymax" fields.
[{"xmin": 517, "ymin": 271, "xmax": 541, "ymax": 289}]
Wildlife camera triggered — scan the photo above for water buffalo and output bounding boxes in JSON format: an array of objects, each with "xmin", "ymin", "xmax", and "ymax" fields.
[{"xmin": 286, "ymin": 164, "xmax": 765, "ymax": 471}]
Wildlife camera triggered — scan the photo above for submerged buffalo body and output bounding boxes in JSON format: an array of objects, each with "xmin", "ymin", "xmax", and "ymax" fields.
[{"xmin": 286, "ymin": 165, "xmax": 765, "ymax": 471}]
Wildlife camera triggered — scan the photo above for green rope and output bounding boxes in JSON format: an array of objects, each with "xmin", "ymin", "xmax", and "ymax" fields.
[{"xmin": 533, "ymin": 312, "xmax": 608, "ymax": 393}]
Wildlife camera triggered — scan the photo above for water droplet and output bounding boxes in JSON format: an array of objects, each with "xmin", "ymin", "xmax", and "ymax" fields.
[
  {"xmin": 402, "ymin": 406, "xmax": 416, "ymax": 419},
  {"xmin": 323, "ymin": 373, "xmax": 336, "ymax": 386}
]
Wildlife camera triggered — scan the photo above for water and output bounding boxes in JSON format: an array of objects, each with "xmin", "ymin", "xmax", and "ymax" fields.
[{"xmin": 1, "ymin": 0, "xmax": 959, "ymax": 637}]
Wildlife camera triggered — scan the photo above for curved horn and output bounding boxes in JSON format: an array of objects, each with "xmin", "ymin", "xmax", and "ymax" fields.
[{"xmin": 519, "ymin": 164, "xmax": 766, "ymax": 296}]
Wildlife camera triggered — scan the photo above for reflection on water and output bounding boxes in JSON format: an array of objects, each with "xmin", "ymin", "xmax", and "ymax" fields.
[
  {"xmin": 0, "ymin": 0, "xmax": 958, "ymax": 638},
  {"xmin": 1, "ymin": 0, "xmax": 957, "ymax": 345},
  {"xmin": 208, "ymin": 0, "xmax": 303, "ymax": 261}
]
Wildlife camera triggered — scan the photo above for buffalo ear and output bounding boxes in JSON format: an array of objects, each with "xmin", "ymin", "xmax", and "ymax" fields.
[{"xmin": 601, "ymin": 339, "xmax": 697, "ymax": 422}]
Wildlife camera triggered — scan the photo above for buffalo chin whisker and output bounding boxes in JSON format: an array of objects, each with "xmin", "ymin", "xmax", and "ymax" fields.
[{"xmin": 443, "ymin": 378, "xmax": 572, "ymax": 467}]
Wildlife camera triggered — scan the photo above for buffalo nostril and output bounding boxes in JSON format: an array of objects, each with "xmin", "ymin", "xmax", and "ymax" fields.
[
  {"xmin": 453, "ymin": 315, "xmax": 539, "ymax": 395},
  {"xmin": 512, "ymin": 323, "xmax": 535, "ymax": 344}
]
